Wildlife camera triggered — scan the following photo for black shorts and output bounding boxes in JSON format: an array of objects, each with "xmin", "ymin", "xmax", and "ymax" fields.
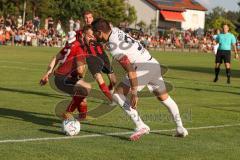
[
  {"xmin": 52, "ymin": 74, "xmax": 88, "ymax": 97},
  {"xmin": 215, "ymin": 50, "xmax": 231, "ymax": 64},
  {"xmin": 86, "ymin": 54, "xmax": 114, "ymax": 76}
]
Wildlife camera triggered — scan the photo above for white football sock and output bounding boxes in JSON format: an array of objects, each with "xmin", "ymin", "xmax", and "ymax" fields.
[
  {"xmin": 113, "ymin": 93, "xmax": 145, "ymax": 128},
  {"xmin": 161, "ymin": 96, "xmax": 183, "ymax": 127}
]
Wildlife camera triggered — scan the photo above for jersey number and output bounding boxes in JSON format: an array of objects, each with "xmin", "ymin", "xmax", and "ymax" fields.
[{"xmin": 124, "ymin": 35, "xmax": 142, "ymax": 51}]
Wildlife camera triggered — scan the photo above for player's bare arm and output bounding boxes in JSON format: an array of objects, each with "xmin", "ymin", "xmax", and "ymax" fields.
[
  {"xmin": 40, "ymin": 53, "xmax": 62, "ymax": 86},
  {"xmin": 76, "ymin": 60, "xmax": 86, "ymax": 78},
  {"xmin": 233, "ymin": 43, "xmax": 239, "ymax": 59},
  {"xmin": 118, "ymin": 55, "xmax": 138, "ymax": 109}
]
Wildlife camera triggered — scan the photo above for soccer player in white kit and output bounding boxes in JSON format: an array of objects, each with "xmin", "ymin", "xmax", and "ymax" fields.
[{"xmin": 92, "ymin": 18, "xmax": 188, "ymax": 141}]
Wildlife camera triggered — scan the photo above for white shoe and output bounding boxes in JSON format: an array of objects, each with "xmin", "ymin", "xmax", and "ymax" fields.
[
  {"xmin": 175, "ymin": 126, "xmax": 188, "ymax": 137},
  {"xmin": 109, "ymin": 101, "xmax": 117, "ymax": 107},
  {"xmin": 130, "ymin": 125, "xmax": 150, "ymax": 141}
]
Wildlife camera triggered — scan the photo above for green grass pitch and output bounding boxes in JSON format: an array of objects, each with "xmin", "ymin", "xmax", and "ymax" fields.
[{"xmin": 0, "ymin": 46, "xmax": 240, "ymax": 160}]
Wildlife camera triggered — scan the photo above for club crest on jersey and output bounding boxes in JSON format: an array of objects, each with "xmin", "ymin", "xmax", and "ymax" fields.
[{"xmin": 118, "ymin": 33, "xmax": 124, "ymax": 41}]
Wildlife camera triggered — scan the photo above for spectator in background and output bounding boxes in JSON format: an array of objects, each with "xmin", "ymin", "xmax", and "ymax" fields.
[
  {"xmin": 5, "ymin": 27, "xmax": 11, "ymax": 45},
  {"xmin": 166, "ymin": 36, "xmax": 172, "ymax": 47},
  {"xmin": 0, "ymin": 27, "xmax": 5, "ymax": 45},
  {"xmin": 199, "ymin": 36, "xmax": 209, "ymax": 53},
  {"xmin": 25, "ymin": 30, "xmax": 32, "ymax": 46},
  {"xmin": 48, "ymin": 16, "xmax": 54, "ymax": 30},
  {"xmin": 44, "ymin": 17, "xmax": 48, "ymax": 30},
  {"xmin": 0, "ymin": 16, "xmax": 4, "ymax": 27},
  {"xmin": 192, "ymin": 36, "xmax": 199, "ymax": 48},
  {"xmin": 56, "ymin": 20, "xmax": 62, "ymax": 34},
  {"xmin": 20, "ymin": 29, "xmax": 25, "ymax": 45},
  {"xmin": 74, "ymin": 19, "xmax": 81, "ymax": 31},
  {"xmin": 25, "ymin": 20, "xmax": 34, "ymax": 31},
  {"xmin": 14, "ymin": 29, "xmax": 21, "ymax": 46},
  {"xmin": 5, "ymin": 15, "xmax": 12, "ymax": 27},
  {"xmin": 33, "ymin": 16, "xmax": 40, "ymax": 31},
  {"xmin": 17, "ymin": 16, "xmax": 23, "ymax": 29},
  {"xmin": 212, "ymin": 29, "xmax": 220, "ymax": 55},
  {"xmin": 237, "ymin": 35, "xmax": 240, "ymax": 52},
  {"xmin": 31, "ymin": 31, "xmax": 37, "ymax": 46},
  {"xmin": 10, "ymin": 15, "xmax": 16, "ymax": 29},
  {"xmin": 159, "ymin": 36, "xmax": 164, "ymax": 45},
  {"xmin": 69, "ymin": 17, "xmax": 74, "ymax": 31},
  {"xmin": 173, "ymin": 35, "xmax": 181, "ymax": 48},
  {"xmin": 0, "ymin": 14, "xmax": 226, "ymax": 51}
]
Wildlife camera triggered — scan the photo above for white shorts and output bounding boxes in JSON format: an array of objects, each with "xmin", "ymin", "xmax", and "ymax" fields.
[{"xmin": 122, "ymin": 57, "xmax": 166, "ymax": 93}]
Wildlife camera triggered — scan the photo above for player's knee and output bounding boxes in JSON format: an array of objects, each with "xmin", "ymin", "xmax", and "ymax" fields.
[
  {"xmin": 74, "ymin": 84, "xmax": 91, "ymax": 97},
  {"xmin": 111, "ymin": 77, "xmax": 117, "ymax": 86},
  {"xmin": 80, "ymin": 99, "xmax": 87, "ymax": 106},
  {"xmin": 225, "ymin": 63, "xmax": 231, "ymax": 68},
  {"xmin": 109, "ymin": 73, "xmax": 117, "ymax": 84},
  {"xmin": 114, "ymin": 83, "xmax": 129, "ymax": 96},
  {"xmin": 156, "ymin": 91, "xmax": 169, "ymax": 101},
  {"xmin": 94, "ymin": 73, "xmax": 105, "ymax": 84}
]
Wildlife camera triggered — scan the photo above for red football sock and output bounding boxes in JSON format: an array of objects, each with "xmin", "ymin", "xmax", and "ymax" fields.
[
  {"xmin": 108, "ymin": 83, "xmax": 113, "ymax": 91},
  {"xmin": 99, "ymin": 83, "xmax": 112, "ymax": 101},
  {"xmin": 66, "ymin": 95, "xmax": 85, "ymax": 112},
  {"xmin": 66, "ymin": 98, "xmax": 77, "ymax": 113},
  {"xmin": 77, "ymin": 99, "xmax": 87, "ymax": 119}
]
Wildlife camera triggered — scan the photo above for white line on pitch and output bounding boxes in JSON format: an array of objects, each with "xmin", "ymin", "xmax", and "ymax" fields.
[
  {"xmin": 0, "ymin": 66, "xmax": 43, "ymax": 71},
  {"xmin": 0, "ymin": 60, "xmax": 45, "ymax": 66},
  {"xmin": 0, "ymin": 123, "xmax": 239, "ymax": 144}
]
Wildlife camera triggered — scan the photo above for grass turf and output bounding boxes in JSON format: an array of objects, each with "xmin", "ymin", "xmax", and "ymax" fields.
[{"xmin": 0, "ymin": 46, "xmax": 239, "ymax": 160}]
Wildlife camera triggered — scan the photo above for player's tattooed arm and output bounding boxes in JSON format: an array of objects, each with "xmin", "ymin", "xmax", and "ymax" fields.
[{"xmin": 118, "ymin": 55, "xmax": 138, "ymax": 109}]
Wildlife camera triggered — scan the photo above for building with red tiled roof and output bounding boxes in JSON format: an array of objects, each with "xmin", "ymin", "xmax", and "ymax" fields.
[
  {"xmin": 126, "ymin": 0, "xmax": 207, "ymax": 33},
  {"xmin": 147, "ymin": 0, "xmax": 207, "ymax": 11}
]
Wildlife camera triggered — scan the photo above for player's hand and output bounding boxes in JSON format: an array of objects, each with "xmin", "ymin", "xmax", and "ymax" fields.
[
  {"xmin": 235, "ymin": 54, "xmax": 239, "ymax": 59},
  {"xmin": 40, "ymin": 74, "xmax": 49, "ymax": 86},
  {"xmin": 130, "ymin": 94, "xmax": 138, "ymax": 109}
]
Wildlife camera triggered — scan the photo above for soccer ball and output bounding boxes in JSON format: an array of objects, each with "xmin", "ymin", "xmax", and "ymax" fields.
[{"xmin": 62, "ymin": 119, "xmax": 81, "ymax": 136}]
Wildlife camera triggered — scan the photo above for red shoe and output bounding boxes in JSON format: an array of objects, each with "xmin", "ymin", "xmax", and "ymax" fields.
[{"xmin": 78, "ymin": 113, "xmax": 87, "ymax": 121}]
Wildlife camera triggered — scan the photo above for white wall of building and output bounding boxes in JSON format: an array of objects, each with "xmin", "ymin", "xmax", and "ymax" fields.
[
  {"xmin": 127, "ymin": 0, "xmax": 157, "ymax": 28},
  {"xmin": 126, "ymin": 1, "xmax": 206, "ymax": 31},
  {"xmin": 181, "ymin": 9, "xmax": 205, "ymax": 30}
]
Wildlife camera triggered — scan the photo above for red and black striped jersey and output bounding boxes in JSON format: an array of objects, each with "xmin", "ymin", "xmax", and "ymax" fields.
[
  {"xmin": 76, "ymin": 29, "xmax": 106, "ymax": 57},
  {"xmin": 55, "ymin": 40, "xmax": 87, "ymax": 76}
]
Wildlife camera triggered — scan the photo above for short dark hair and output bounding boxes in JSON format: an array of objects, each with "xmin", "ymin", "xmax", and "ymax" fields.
[
  {"xmin": 83, "ymin": 10, "xmax": 93, "ymax": 17},
  {"xmin": 83, "ymin": 25, "xmax": 92, "ymax": 33},
  {"xmin": 92, "ymin": 18, "xmax": 111, "ymax": 33}
]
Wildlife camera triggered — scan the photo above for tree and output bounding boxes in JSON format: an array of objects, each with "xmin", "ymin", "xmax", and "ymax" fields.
[
  {"xmin": 211, "ymin": 17, "xmax": 238, "ymax": 36},
  {"xmin": 238, "ymin": 2, "xmax": 240, "ymax": 24},
  {"xmin": 0, "ymin": 0, "xmax": 20, "ymax": 16},
  {"xmin": 149, "ymin": 19, "xmax": 157, "ymax": 35},
  {"xmin": 50, "ymin": 0, "xmax": 136, "ymax": 27},
  {"xmin": 205, "ymin": 7, "xmax": 226, "ymax": 30},
  {"xmin": 205, "ymin": 6, "xmax": 239, "ymax": 36},
  {"xmin": 93, "ymin": 0, "xmax": 136, "ymax": 26},
  {"xmin": 136, "ymin": 20, "xmax": 146, "ymax": 31},
  {"xmin": 0, "ymin": 0, "xmax": 137, "ymax": 28},
  {"xmin": 123, "ymin": 3, "xmax": 137, "ymax": 25},
  {"xmin": 55, "ymin": 0, "xmax": 93, "ymax": 21}
]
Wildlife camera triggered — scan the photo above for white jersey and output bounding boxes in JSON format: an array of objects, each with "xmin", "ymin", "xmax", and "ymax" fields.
[
  {"xmin": 108, "ymin": 28, "xmax": 165, "ymax": 93},
  {"xmin": 108, "ymin": 27, "xmax": 152, "ymax": 63}
]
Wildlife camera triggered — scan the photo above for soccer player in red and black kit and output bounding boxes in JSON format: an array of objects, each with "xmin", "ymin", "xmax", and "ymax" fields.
[
  {"xmin": 40, "ymin": 31, "xmax": 91, "ymax": 120},
  {"xmin": 76, "ymin": 11, "xmax": 117, "ymax": 102}
]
